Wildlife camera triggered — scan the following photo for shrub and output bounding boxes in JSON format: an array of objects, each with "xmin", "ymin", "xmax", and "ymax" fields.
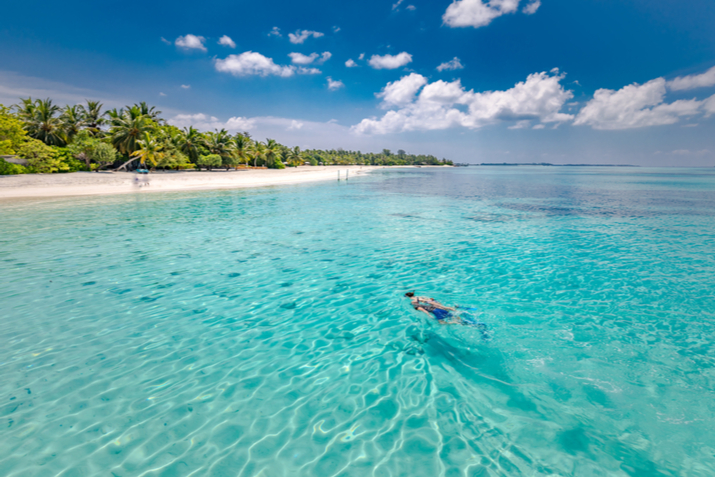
[
  {"xmin": 53, "ymin": 147, "xmax": 88, "ymax": 172},
  {"xmin": 197, "ymin": 154, "xmax": 222, "ymax": 170},
  {"xmin": 0, "ymin": 106, "xmax": 28, "ymax": 155},
  {"xmin": 90, "ymin": 142, "xmax": 118, "ymax": 169},
  {"xmin": 221, "ymin": 154, "xmax": 240, "ymax": 170},
  {"xmin": 0, "ymin": 158, "xmax": 27, "ymax": 175},
  {"xmin": 17, "ymin": 139, "xmax": 68, "ymax": 173},
  {"xmin": 68, "ymin": 131, "xmax": 117, "ymax": 170},
  {"xmin": 157, "ymin": 150, "xmax": 192, "ymax": 170}
]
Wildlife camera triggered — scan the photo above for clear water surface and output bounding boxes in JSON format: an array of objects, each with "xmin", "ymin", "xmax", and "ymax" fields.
[{"xmin": 0, "ymin": 167, "xmax": 713, "ymax": 477}]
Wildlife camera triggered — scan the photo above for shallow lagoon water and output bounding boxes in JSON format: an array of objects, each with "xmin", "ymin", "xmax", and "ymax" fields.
[{"xmin": 0, "ymin": 167, "xmax": 713, "ymax": 476}]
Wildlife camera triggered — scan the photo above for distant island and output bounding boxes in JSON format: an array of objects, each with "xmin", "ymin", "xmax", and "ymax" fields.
[{"xmin": 454, "ymin": 162, "xmax": 638, "ymax": 167}]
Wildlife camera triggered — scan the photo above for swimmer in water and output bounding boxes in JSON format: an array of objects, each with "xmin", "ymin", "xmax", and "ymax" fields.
[{"xmin": 405, "ymin": 292, "xmax": 460, "ymax": 324}]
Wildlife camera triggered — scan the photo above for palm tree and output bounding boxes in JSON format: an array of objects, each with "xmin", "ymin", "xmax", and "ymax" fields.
[
  {"xmin": 206, "ymin": 129, "xmax": 237, "ymax": 170},
  {"xmin": 233, "ymin": 134, "xmax": 252, "ymax": 167},
  {"xmin": 205, "ymin": 129, "xmax": 233, "ymax": 157},
  {"xmin": 109, "ymin": 111, "xmax": 155, "ymax": 156},
  {"xmin": 13, "ymin": 97, "xmax": 37, "ymax": 122},
  {"xmin": 175, "ymin": 127, "xmax": 206, "ymax": 163},
  {"xmin": 26, "ymin": 99, "xmax": 67, "ymax": 146},
  {"xmin": 61, "ymin": 105, "xmax": 82, "ymax": 142},
  {"xmin": 78, "ymin": 100, "xmax": 105, "ymax": 136},
  {"xmin": 133, "ymin": 132, "xmax": 165, "ymax": 168},
  {"xmin": 250, "ymin": 141, "xmax": 266, "ymax": 167},
  {"xmin": 286, "ymin": 146, "xmax": 304, "ymax": 167},
  {"xmin": 134, "ymin": 102, "xmax": 163, "ymax": 123},
  {"xmin": 264, "ymin": 138, "xmax": 283, "ymax": 168}
]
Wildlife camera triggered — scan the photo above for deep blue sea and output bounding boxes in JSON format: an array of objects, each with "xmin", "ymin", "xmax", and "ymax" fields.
[{"xmin": 0, "ymin": 167, "xmax": 713, "ymax": 476}]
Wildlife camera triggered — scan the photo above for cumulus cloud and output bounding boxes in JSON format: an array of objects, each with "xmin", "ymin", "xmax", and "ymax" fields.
[
  {"xmin": 218, "ymin": 35, "xmax": 236, "ymax": 48},
  {"xmin": 293, "ymin": 51, "xmax": 332, "ymax": 66},
  {"xmin": 353, "ymin": 70, "xmax": 574, "ymax": 134},
  {"xmin": 181, "ymin": 84, "xmax": 190, "ymax": 89},
  {"xmin": 437, "ymin": 57, "xmax": 464, "ymax": 72},
  {"xmin": 327, "ymin": 77, "xmax": 345, "ymax": 91},
  {"xmin": 574, "ymin": 77, "xmax": 714, "ymax": 130},
  {"xmin": 288, "ymin": 30, "xmax": 324, "ymax": 44},
  {"xmin": 289, "ymin": 52, "xmax": 319, "ymax": 65},
  {"xmin": 368, "ymin": 52, "xmax": 413, "ymax": 70},
  {"xmin": 169, "ymin": 113, "xmax": 255, "ymax": 131},
  {"xmin": 667, "ymin": 67, "xmax": 715, "ymax": 91},
  {"xmin": 522, "ymin": 0, "xmax": 541, "ymax": 14},
  {"xmin": 378, "ymin": 73, "xmax": 428, "ymax": 108},
  {"xmin": 345, "ymin": 59, "xmax": 358, "ymax": 67},
  {"xmin": 443, "ymin": 0, "xmax": 520, "ymax": 28},
  {"xmin": 407, "ymin": 5, "xmax": 416, "ymax": 10},
  {"xmin": 269, "ymin": 27, "xmax": 282, "ymax": 37},
  {"xmin": 215, "ymin": 51, "xmax": 295, "ymax": 77},
  {"xmin": 175, "ymin": 34, "xmax": 207, "ymax": 51},
  {"xmin": 359, "ymin": 53, "xmax": 365, "ymax": 60}
]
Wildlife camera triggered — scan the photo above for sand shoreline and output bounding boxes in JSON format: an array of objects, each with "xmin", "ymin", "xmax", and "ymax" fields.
[{"xmin": 0, "ymin": 166, "xmax": 397, "ymax": 200}]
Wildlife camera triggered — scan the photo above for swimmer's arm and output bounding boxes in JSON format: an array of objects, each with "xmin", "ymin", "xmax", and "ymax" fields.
[{"xmin": 416, "ymin": 307, "xmax": 431, "ymax": 316}]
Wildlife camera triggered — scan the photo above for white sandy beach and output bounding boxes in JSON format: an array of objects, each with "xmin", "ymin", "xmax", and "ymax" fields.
[{"xmin": 0, "ymin": 166, "xmax": 385, "ymax": 200}]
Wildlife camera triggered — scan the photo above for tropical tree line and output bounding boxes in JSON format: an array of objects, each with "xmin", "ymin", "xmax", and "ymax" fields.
[{"xmin": 0, "ymin": 97, "xmax": 451, "ymax": 175}]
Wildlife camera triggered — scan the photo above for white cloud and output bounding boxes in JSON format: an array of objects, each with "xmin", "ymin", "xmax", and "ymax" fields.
[
  {"xmin": 352, "ymin": 70, "xmax": 574, "ymax": 134},
  {"xmin": 667, "ymin": 67, "xmax": 715, "ymax": 91},
  {"xmin": 345, "ymin": 59, "xmax": 358, "ymax": 67},
  {"xmin": 443, "ymin": 0, "xmax": 520, "ymax": 28},
  {"xmin": 333, "ymin": 26, "xmax": 341, "ymax": 33},
  {"xmin": 289, "ymin": 52, "xmax": 319, "ymax": 65},
  {"xmin": 368, "ymin": 52, "xmax": 413, "ymax": 70},
  {"xmin": 378, "ymin": 73, "xmax": 428, "ymax": 107},
  {"xmin": 288, "ymin": 120, "xmax": 304, "ymax": 130},
  {"xmin": 297, "ymin": 67, "xmax": 321, "ymax": 75},
  {"xmin": 169, "ymin": 113, "xmax": 255, "ymax": 132},
  {"xmin": 407, "ymin": 5, "xmax": 416, "ymax": 10},
  {"xmin": 358, "ymin": 53, "xmax": 365, "ymax": 60},
  {"xmin": 288, "ymin": 52, "xmax": 331, "ymax": 66},
  {"xmin": 161, "ymin": 37, "xmax": 171, "ymax": 45},
  {"xmin": 218, "ymin": 35, "xmax": 236, "ymax": 48},
  {"xmin": 437, "ymin": 57, "xmax": 464, "ymax": 72},
  {"xmin": 327, "ymin": 77, "xmax": 345, "ymax": 91},
  {"xmin": 214, "ymin": 51, "xmax": 295, "ymax": 77},
  {"xmin": 159, "ymin": 92, "xmax": 167, "ymax": 96},
  {"xmin": 175, "ymin": 34, "xmax": 207, "ymax": 52},
  {"xmin": 574, "ymin": 77, "xmax": 714, "ymax": 130},
  {"xmin": 522, "ymin": 0, "xmax": 541, "ymax": 15},
  {"xmin": 288, "ymin": 30, "xmax": 324, "ymax": 44},
  {"xmin": 392, "ymin": 0, "xmax": 404, "ymax": 10},
  {"xmin": 269, "ymin": 27, "xmax": 282, "ymax": 37},
  {"xmin": 181, "ymin": 84, "xmax": 190, "ymax": 89}
]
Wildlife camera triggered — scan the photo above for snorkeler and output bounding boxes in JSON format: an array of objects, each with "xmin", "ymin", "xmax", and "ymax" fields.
[
  {"xmin": 405, "ymin": 292, "xmax": 489, "ymax": 338},
  {"xmin": 405, "ymin": 292, "xmax": 460, "ymax": 324}
]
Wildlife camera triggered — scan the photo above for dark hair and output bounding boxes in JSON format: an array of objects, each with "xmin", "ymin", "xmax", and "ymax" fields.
[{"xmin": 405, "ymin": 292, "xmax": 414, "ymax": 297}]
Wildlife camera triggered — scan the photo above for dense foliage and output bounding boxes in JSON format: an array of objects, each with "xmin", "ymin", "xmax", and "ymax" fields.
[{"xmin": 0, "ymin": 97, "xmax": 452, "ymax": 175}]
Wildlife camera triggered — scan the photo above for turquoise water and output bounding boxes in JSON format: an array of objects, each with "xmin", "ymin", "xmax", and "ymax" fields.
[{"xmin": 0, "ymin": 167, "xmax": 713, "ymax": 477}]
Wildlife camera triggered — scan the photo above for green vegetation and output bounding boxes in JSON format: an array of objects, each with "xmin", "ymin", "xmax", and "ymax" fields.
[
  {"xmin": 0, "ymin": 158, "xmax": 26, "ymax": 175},
  {"xmin": 0, "ymin": 97, "xmax": 453, "ymax": 175}
]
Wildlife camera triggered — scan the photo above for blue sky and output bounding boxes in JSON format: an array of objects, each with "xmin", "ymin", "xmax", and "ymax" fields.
[{"xmin": 0, "ymin": 0, "xmax": 713, "ymax": 165}]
